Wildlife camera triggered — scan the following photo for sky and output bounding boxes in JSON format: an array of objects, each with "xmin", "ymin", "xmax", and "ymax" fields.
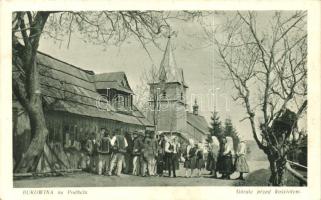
[{"xmin": 37, "ymin": 11, "xmax": 292, "ymax": 141}]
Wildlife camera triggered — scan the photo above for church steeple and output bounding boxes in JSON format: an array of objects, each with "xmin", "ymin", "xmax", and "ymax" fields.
[
  {"xmin": 147, "ymin": 33, "xmax": 188, "ymax": 133},
  {"xmin": 158, "ymin": 35, "xmax": 187, "ymax": 87}
]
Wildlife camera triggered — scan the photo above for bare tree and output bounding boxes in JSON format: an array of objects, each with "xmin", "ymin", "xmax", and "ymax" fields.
[
  {"xmin": 12, "ymin": 11, "xmax": 198, "ymax": 173},
  {"xmin": 135, "ymin": 64, "xmax": 170, "ymax": 131},
  {"xmin": 205, "ymin": 11, "xmax": 307, "ymax": 185}
]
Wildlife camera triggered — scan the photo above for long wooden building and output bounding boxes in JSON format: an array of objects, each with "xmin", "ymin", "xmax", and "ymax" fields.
[{"xmin": 12, "ymin": 51, "xmax": 153, "ymax": 172}]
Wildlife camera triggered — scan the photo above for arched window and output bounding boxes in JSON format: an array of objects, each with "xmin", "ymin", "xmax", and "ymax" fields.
[{"xmin": 180, "ymin": 92, "xmax": 183, "ymax": 100}]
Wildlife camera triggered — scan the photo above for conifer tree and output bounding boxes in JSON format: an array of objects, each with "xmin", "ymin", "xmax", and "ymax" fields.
[
  {"xmin": 209, "ymin": 111, "xmax": 223, "ymax": 138},
  {"xmin": 223, "ymin": 118, "xmax": 238, "ymax": 151}
]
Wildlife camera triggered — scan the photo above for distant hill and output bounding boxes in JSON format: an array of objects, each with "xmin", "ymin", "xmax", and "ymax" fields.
[{"xmin": 245, "ymin": 140, "xmax": 267, "ymax": 161}]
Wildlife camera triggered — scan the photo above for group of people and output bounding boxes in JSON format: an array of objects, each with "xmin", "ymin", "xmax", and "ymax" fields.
[
  {"xmin": 79, "ymin": 128, "xmax": 181, "ymax": 177},
  {"xmin": 204, "ymin": 134, "xmax": 250, "ymax": 180},
  {"xmin": 79, "ymin": 127, "xmax": 250, "ymax": 180}
]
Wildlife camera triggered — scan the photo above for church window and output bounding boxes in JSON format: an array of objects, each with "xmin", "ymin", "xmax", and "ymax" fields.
[
  {"xmin": 162, "ymin": 91, "xmax": 166, "ymax": 98},
  {"xmin": 180, "ymin": 92, "xmax": 183, "ymax": 100}
]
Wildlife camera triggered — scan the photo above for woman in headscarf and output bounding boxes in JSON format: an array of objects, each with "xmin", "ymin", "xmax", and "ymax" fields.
[
  {"xmin": 235, "ymin": 134, "xmax": 250, "ymax": 180},
  {"xmin": 207, "ymin": 136, "xmax": 220, "ymax": 178},
  {"xmin": 183, "ymin": 138, "xmax": 197, "ymax": 177},
  {"xmin": 219, "ymin": 136, "xmax": 234, "ymax": 179}
]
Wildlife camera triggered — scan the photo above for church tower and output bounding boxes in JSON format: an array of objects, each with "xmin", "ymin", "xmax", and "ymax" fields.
[
  {"xmin": 147, "ymin": 36, "xmax": 188, "ymax": 133},
  {"xmin": 193, "ymin": 99, "xmax": 199, "ymax": 115}
]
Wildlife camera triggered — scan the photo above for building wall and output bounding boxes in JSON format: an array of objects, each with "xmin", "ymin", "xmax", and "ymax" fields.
[
  {"xmin": 149, "ymin": 83, "xmax": 186, "ymax": 102},
  {"xmin": 148, "ymin": 82, "xmax": 187, "ymax": 132},
  {"xmin": 45, "ymin": 111, "xmax": 143, "ymax": 144},
  {"xmin": 185, "ymin": 123, "xmax": 207, "ymax": 143},
  {"xmin": 13, "ymin": 101, "xmax": 145, "ymax": 171}
]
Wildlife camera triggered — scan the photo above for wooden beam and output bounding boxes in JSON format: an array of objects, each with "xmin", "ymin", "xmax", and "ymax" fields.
[{"xmin": 286, "ymin": 162, "xmax": 307, "ymax": 185}]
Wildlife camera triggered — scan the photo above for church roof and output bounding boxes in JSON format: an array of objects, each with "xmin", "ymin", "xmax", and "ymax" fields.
[
  {"xmin": 186, "ymin": 112, "xmax": 210, "ymax": 135},
  {"xmin": 158, "ymin": 37, "xmax": 188, "ymax": 87}
]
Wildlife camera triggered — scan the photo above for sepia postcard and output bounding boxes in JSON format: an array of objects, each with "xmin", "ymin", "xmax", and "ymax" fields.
[{"xmin": 0, "ymin": 0, "xmax": 320, "ymax": 200}]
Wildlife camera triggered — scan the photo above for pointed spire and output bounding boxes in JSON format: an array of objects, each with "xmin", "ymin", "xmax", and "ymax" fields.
[{"xmin": 158, "ymin": 34, "xmax": 186, "ymax": 87}]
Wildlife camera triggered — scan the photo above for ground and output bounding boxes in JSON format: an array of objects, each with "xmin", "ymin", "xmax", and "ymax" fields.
[{"xmin": 14, "ymin": 161, "xmax": 269, "ymax": 187}]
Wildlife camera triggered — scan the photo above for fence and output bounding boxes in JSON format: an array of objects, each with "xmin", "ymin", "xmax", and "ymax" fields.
[{"xmin": 285, "ymin": 160, "xmax": 307, "ymax": 186}]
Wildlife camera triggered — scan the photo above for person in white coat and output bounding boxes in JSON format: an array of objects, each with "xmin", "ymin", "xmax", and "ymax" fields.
[{"xmin": 235, "ymin": 134, "xmax": 250, "ymax": 180}]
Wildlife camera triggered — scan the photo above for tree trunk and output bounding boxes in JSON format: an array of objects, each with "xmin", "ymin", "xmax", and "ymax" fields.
[
  {"xmin": 268, "ymin": 155, "xmax": 287, "ymax": 186},
  {"xmin": 15, "ymin": 105, "xmax": 49, "ymax": 173},
  {"xmin": 13, "ymin": 12, "xmax": 51, "ymax": 173},
  {"xmin": 14, "ymin": 54, "xmax": 49, "ymax": 173}
]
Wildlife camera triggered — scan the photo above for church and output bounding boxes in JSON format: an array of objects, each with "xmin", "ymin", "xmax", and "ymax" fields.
[{"xmin": 147, "ymin": 36, "xmax": 210, "ymax": 143}]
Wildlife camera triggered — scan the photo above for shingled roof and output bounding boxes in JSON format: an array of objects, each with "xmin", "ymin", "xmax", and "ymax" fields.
[
  {"xmin": 13, "ymin": 50, "xmax": 153, "ymax": 127},
  {"xmin": 94, "ymin": 72, "xmax": 133, "ymax": 94},
  {"xmin": 186, "ymin": 112, "xmax": 210, "ymax": 135}
]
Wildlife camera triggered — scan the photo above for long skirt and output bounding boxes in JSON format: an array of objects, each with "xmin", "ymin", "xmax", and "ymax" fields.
[
  {"xmin": 184, "ymin": 156, "xmax": 197, "ymax": 169},
  {"xmin": 216, "ymin": 155, "xmax": 223, "ymax": 172},
  {"xmin": 235, "ymin": 155, "xmax": 249, "ymax": 173},
  {"xmin": 206, "ymin": 153, "xmax": 217, "ymax": 171},
  {"xmin": 184, "ymin": 158, "xmax": 191, "ymax": 168},
  {"xmin": 196, "ymin": 158, "xmax": 205, "ymax": 170},
  {"xmin": 219, "ymin": 155, "xmax": 233, "ymax": 175},
  {"xmin": 206, "ymin": 157, "xmax": 217, "ymax": 171}
]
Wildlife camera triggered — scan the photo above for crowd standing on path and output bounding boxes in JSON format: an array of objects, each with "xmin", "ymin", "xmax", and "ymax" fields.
[{"xmin": 78, "ymin": 128, "xmax": 250, "ymax": 180}]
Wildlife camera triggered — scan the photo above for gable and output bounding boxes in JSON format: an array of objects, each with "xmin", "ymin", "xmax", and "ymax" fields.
[{"xmin": 94, "ymin": 72, "xmax": 133, "ymax": 94}]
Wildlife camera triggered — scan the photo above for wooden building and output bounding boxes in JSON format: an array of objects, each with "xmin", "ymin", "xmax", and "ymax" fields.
[
  {"xmin": 13, "ymin": 51, "xmax": 153, "ymax": 172},
  {"xmin": 147, "ymin": 37, "xmax": 210, "ymax": 144}
]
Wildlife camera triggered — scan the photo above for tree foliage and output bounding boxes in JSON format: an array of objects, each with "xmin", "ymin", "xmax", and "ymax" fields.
[
  {"xmin": 209, "ymin": 111, "xmax": 223, "ymax": 138},
  {"xmin": 223, "ymin": 118, "xmax": 237, "ymax": 138}
]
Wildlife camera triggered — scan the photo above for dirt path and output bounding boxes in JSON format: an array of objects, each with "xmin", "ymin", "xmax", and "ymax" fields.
[{"xmin": 14, "ymin": 161, "xmax": 269, "ymax": 187}]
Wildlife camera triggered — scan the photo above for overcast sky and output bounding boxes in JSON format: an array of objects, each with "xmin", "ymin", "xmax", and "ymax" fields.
[{"xmin": 38, "ymin": 11, "xmax": 288, "ymax": 140}]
